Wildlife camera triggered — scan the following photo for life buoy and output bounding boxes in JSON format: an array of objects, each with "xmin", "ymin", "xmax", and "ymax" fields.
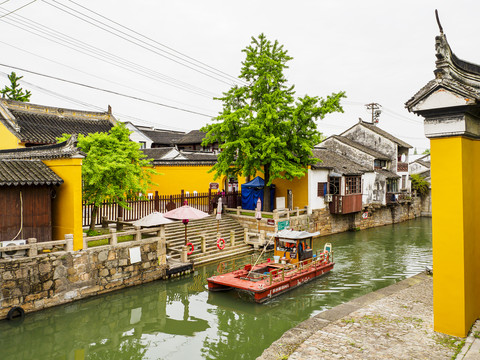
[
  {"xmin": 217, "ymin": 238, "xmax": 225, "ymax": 250},
  {"xmin": 186, "ymin": 242, "xmax": 194, "ymax": 255},
  {"xmin": 7, "ymin": 306, "xmax": 25, "ymax": 321}
]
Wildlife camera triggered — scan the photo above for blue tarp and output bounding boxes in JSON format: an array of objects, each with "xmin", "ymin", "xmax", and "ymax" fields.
[{"xmin": 241, "ymin": 176, "xmax": 275, "ymax": 211}]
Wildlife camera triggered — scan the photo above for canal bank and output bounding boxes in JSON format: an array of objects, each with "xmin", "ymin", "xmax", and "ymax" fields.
[{"xmin": 259, "ymin": 273, "xmax": 478, "ymax": 360}]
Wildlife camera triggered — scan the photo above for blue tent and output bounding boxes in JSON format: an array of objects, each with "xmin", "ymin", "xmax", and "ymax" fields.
[{"xmin": 241, "ymin": 176, "xmax": 275, "ymax": 211}]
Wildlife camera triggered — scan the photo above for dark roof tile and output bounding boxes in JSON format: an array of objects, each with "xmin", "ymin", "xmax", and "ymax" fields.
[
  {"xmin": 0, "ymin": 159, "xmax": 63, "ymax": 186},
  {"xmin": 312, "ymin": 148, "xmax": 370, "ymax": 175}
]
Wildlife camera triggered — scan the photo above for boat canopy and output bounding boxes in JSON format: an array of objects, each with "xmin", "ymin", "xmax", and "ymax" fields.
[{"xmin": 270, "ymin": 229, "xmax": 320, "ymax": 240}]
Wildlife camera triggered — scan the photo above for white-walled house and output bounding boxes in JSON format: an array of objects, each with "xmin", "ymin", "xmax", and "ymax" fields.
[
  {"xmin": 308, "ymin": 147, "xmax": 370, "ymax": 214},
  {"xmin": 124, "ymin": 122, "xmax": 154, "ymax": 149}
]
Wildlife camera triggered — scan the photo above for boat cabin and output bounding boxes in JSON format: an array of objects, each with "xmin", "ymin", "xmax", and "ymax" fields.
[{"xmin": 273, "ymin": 230, "xmax": 320, "ymax": 265}]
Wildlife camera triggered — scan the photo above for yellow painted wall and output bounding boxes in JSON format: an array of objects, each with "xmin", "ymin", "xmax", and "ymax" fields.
[
  {"xmin": 431, "ymin": 137, "xmax": 480, "ymax": 337},
  {"xmin": 43, "ymin": 158, "xmax": 84, "ymax": 251},
  {"xmin": 272, "ymin": 175, "xmax": 309, "ymax": 209},
  {"xmin": 0, "ymin": 123, "xmax": 23, "ymax": 149},
  {"xmin": 148, "ymin": 165, "xmax": 225, "ymax": 194}
]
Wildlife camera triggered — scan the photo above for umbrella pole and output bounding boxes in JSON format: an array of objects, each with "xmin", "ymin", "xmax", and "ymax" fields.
[{"xmin": 184, "ymin": 224, "xmax": 188, "ymax": 245}]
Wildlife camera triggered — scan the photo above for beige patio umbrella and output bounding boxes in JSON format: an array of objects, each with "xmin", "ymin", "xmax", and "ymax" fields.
[
  {"xmin": 133, "ymin": 211, "xmax": 173, "ymax": 227},
  {"xmin": 164, "ymin": 201, "xmax": 210, "ymax": 245}
]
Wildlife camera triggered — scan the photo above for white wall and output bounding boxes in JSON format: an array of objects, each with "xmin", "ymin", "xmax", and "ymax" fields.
[
  {"xmin": 362, "ymin": 172, "xmax": 377, "ymax": 205},
  {"xmin": 308, "ymin": 168, "xmax": 329, "ymax": 210},
  {"xmin": 125, "ymin": 122, "xmax": 153, "ymax": 148}
]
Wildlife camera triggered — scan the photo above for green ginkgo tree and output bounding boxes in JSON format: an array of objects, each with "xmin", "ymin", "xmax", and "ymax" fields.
[
  {"xmin": 202, "ymin": 33, "xmax": 345, "ymax": 210},
  {"xmin": 58, "ymin": 123, "xmax": 155, "ymax": 230}
]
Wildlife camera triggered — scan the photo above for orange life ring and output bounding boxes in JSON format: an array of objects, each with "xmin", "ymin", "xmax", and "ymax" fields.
[
  {"xmin": 186, "ymin": 242, "xmax": 194, "ymax": 255},
  {"xmin": 217, "ymin": 238, "xmax": 225, "ymax": 250}
]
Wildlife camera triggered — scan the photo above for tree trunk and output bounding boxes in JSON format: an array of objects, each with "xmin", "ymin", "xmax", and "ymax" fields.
[
  {"xmin": 89, "ymin": 205, "xmax": 98, "ymax": 231},
  {"xmin": 263, "ymin": 164, "xmax": 271, "ymax": 212}
]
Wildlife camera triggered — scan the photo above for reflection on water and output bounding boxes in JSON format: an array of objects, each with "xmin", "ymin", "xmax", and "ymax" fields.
[{"xmin": 0, "ymin": 217, "xmax": 432, "ymax": 360}]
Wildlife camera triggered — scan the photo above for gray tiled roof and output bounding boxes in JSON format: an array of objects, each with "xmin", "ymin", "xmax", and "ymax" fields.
[
  {"xmin": 0, "ymin": 99, "xmax": 115, "ymax": 145},
  {"xmin": 140, "ymin": 129, "xmax": 185, "ymax": 145},
  {"xmin": 311, "ymin": 148, "xmax": 370, "ymax": 175},
  {"xmin": 175, "ymin": 130, "xmax": 206, "ymax": 144},
  {"xmin": 376, "ymin": 169, "xmax": 400, "ymax": 179},
  {"xmin": 0, "ymin": 136, "xmax": 83, "ymax": 160},
  {"xmin": 141, "ymin": 147, "xmax": 176, "ymax": 160},
  {"xmin": 328, "ymin": 135, "xmax": 390, "ymax": 160},
  {"xmin": 416, "ymin": 160, "xmax": 431, "ymax": 168},
  {"xmin": 0, "ymin": 159, "xmax": 63, "ymax": 186},
  {"xmin": 180, "ymin": 151, "xmax": 218, "ymax": 161},
  {"xmin": 357, "ymin": 121, "xmax": 412, "ymax": 149}
]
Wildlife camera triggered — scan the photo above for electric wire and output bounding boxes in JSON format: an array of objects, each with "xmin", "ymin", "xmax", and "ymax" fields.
[
  {"xmin": 0, "ymin": 63, "xmax": 216, "ymax": 118},
  {"xmin": 42, "ymin": 0, "xmax": 237, "ymax": 86},
  {"xmin": 65, "ymin": 0, "xmax": 246, "ymax": 86},
  {"xmin": 0, "ymin": 39, "xmax": 217, "ymax": 113},
  {"xmin": 0, "ymin": 0, "xmax": 36, "ymax": 19},
  {"xmin": 0, "ymin": 9, "xmax": 218, "ymax": 98}
]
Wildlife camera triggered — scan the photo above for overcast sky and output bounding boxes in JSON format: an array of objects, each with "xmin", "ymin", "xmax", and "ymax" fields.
[{"xmin": 1, "ymin": 0, "xmax": 478, "ymax": 153}]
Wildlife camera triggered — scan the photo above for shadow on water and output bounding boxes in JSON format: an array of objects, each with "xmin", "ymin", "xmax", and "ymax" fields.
[{"xmin": 0, "ymin": 217, "xmax": 432, "ymax": 360}]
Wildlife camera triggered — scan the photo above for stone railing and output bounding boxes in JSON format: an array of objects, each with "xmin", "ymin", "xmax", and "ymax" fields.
[
  {"xmin": 0, "ymin": 235, "xmax": 74, "ymax": 259},
  {"xmin": 83, "ymin": 225, "xmax": 166, "ymax": 249}
]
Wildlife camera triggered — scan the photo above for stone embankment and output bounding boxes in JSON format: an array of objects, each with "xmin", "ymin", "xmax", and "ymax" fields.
[
  {"xmin": 0, "ymin": 237, "xmax": 166, "ymax": 319},
  {"xmin": 259, "ymin": 273, "xmax": 469, "ymax": 360}
]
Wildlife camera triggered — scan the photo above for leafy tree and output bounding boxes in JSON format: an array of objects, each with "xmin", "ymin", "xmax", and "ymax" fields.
[
  {"xmin": 422, "ymin": 148, "xmax": 430, "ymax": 155},
  {"xmin": 0, "ymin": 72, "xmax": 31, "ymax": 102},
  {"xmin": 202, "ymin": 33, "xmax": 345, "ymax": 210},
  {"xmin": 410, "ymin": 174, "xmax": 430, "ymax": 197},
  {"xmin": 58, "ymin": 123, "xmax": 155, "ymax": 230}
]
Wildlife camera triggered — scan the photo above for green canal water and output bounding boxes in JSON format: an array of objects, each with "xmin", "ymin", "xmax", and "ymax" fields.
[{"xmin": 0, "ymin": 217, "xmax": 432, "ymax": 360}]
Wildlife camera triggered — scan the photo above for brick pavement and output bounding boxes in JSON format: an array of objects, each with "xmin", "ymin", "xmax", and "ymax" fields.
[{"xmin": 258, "ymin": 273, "xmax": 477, "ymax": 360}]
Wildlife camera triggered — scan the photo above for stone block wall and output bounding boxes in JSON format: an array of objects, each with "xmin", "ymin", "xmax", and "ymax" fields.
[
  {"xmin": 310, "ymin": 197, "xmax": 423, "ymax": 235},
  {"xmin": 0, "ymin": 237, "xmax": 167, "ymax": 320}
]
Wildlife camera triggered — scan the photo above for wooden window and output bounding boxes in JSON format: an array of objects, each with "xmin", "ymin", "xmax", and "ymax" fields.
[
  {"xmin": 345, "ymin": 176, "xmax": 361, "ymax": 194},
  {"xmin": 329, "ymin": 177, "xmax": 340, "ymax": 195},
  {"xmin": 317, "ymin": 182, "xmax": 327, "ymax": 197}
]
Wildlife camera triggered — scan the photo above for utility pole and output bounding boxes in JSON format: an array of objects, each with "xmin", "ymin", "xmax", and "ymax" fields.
[{"xmin": 365, "ymin": 103, "xmax": 382, "ymax": 125}]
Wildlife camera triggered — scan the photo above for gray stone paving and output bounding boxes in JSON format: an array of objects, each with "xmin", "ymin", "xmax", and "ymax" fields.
[{"xmin": 258, "ymin": 273, "xmax": 477, "ymax": 360}]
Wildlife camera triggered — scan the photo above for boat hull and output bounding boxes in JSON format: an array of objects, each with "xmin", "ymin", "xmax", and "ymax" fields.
[{"xmin": 207, "ymin": 261, "xmax": 334, "ymax": 303}]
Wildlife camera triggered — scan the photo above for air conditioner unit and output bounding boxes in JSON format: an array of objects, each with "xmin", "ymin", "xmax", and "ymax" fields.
[
  {"xmin": 0, "ymin": 239, "xmax": 27, "ymax": 259},
  {"xmin": 325, "ymin": 194, "xmax": 333, "ymax": 202}
]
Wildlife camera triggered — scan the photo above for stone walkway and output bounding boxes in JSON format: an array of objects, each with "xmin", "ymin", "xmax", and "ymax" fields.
[{"xmin": 259, "ymin": 273, "xmax": 480, "ymax": 359}]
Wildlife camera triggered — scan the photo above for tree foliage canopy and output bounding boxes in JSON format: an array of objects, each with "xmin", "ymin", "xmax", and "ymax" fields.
[
  {"xmin": 0, "ymin": 72, "xmax": 31, "ymax": 102},
  {"xmin": 201, "ymin": 34, "xmax": 345, "ymax": 187},
  {"xmin": 58, "ymin": 123, "xmax": 155, "ymax": 229},
  {"xmin": 410, "ymin": 174, "xmax": 430, "ymax": 197}
]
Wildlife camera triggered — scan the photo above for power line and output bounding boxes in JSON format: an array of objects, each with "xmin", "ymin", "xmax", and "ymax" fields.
[
  {"xmin": 66, "ymin": 0, "xmax": 246, "ymax": 86},
  {"xmin": 0, "ymin": 0, "xmax": 36, "ymax": 19},
  {"xmin": 0, "ymin": 39, "xmax": 216, "ymax": 113},
  {"xmin": 0, "ymin": 8, "xmax": 218, "ymax": 98},
  {"xmin": 0, "ymin": 63, "xmax": 216, "ymax": 118},
  {"xmin": 42, "ymin": 0, "xmax": 238, "ymax": 87}
]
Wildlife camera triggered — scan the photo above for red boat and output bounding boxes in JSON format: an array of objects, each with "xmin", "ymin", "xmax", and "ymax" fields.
[{"xmin": 207, "ymin": 230, "xmax": 334, "ymax": 303}]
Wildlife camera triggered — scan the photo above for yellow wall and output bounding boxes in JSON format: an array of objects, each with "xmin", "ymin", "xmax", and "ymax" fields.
[
  {"xmin": 43, "ymin": 158, "xmax": 84, "ymax": 251},
  {"xmin": 431, "ymin": 137, "xmax": 480, "ymax": 337},
  {"xmin": 148, "ymin": 165, "xmax": 225, "ymax": 194},
  {"xmin": 272, "ymin": 175, "xmax": 309, "ymax": 209},
  {"xmin": 0, "ymin": 123, "xmax": 23, "ymax": 149}
]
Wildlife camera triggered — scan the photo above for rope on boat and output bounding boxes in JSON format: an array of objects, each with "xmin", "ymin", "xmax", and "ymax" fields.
[{"xmin": 247, "ymin": 234, "xmax": 275, "ymax": 278}]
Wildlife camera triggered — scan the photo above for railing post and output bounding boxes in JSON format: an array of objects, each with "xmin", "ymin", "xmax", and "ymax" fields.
[
  {"xmin": 134, "ymin": 226, "xmax": 142, "ymax": 242},
  {"xmin": 28, "ymin": 237, "xmax": 37, "ymax": 257},
  {"xmin": 237, "ymin": 206, "xmax": 241, "ymax": 216},
  {"xmin": 273, "ymin": 209, "xmax": 279, "ymax": 221},
  {"xmin": 230, "ymin": 230, "xmax": 235, "ymax": 247},
  {"xmin": 117, "ymin": 217, "xmax": 124, "ymax": 231},
  {"xmin": 110, "ymin": 228, "xmax": 117, "ymax": 245},
  {"xmin": 260, "ymin": 230, "xmax": 265, "ymax": 245},
  {"xmin": 208, "ymin": 188, "xmax": 212, "ymax": 214},
  {"xmin": 83, "ymin": 233, "xmax": 88, "ymax": 249},
  {"xmin": 154, "ymin": 191, "xmax": 160, "ymax": 212},
  {"xmin": 65, "ymin": 234, "xmax": 74, "ymax": 252},
  {"xmin": 102, "ymin": 216, "xmax": 108, "ymax": 229},
  {"xmin": 295, "ymin": 207, "xmax": 299, "ymax": 217},
  {"xmin": 181, "ymin": 245, "xmax": 188, "ymax": 263},
  {"xmin": 244, "ymin": 228, "xmax": 248, "ymax": 243},
  {"xmin": 157, "ymin": 225, "xmax": 166, "ymax": 241},
  {"xmin": 181, "ymin": 189, "xmax": 185, "ymax": 205},
  {"xmin": 201, "ymin": 235, "xmax": 206, "ymax": 253}
]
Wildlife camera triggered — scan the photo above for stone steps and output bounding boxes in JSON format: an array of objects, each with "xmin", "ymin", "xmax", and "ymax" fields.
[{"xmin": 164, "ymin": 215, "xmax": 253, "ymax": 265}]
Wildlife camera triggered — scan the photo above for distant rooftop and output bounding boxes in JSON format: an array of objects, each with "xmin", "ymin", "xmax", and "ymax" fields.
[
  {"xmin": 0, "ymin": 99, "xmax": 115, "ymax": 146},
  {"xmin": 0, "ymin": 159, "xmax": 63, "ymax": 186}
]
